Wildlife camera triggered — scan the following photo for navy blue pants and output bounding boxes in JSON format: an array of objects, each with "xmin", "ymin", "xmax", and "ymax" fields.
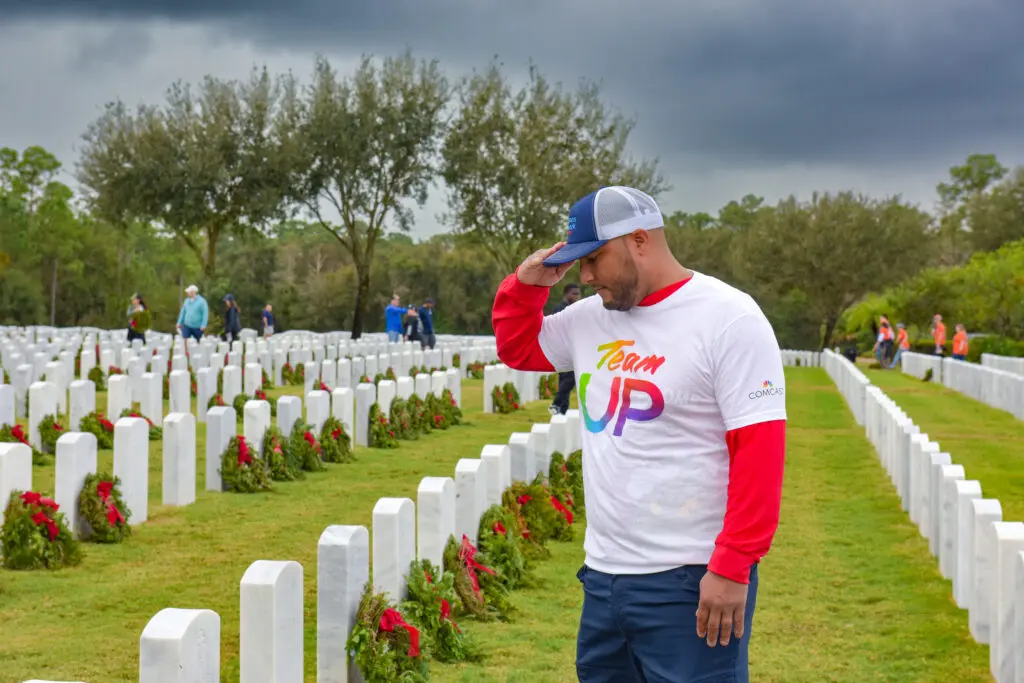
[{"xmin": 576, "ymin": 564, "xmax": 758, "ymax": 683}]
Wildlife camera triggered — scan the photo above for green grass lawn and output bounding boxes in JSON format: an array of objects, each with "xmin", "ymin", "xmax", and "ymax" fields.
[
  {"xmin": 0, "ymin": 370, "xmax": 994, "ymax": 682},
  {"xmin": 865, "ymin": 367, "xmax": 1024, "ymax": 522}
]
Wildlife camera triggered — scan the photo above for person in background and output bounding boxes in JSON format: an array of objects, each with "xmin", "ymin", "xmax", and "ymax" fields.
[
  {"xmin": 549, "ymin": 282, "xmax": 581, "ymax": 415},
  {"xmin": 222, "ymin": 294, "xmax": 242, "ymax": 344},
  {"xmin": 417, "ymin": 298, "xmax": 436, "ymax": 350},
  {"xmin": 385, "ymin": 295, "xmax": 405, "ymax": 343},
  {"xmin": 262, "ymin": 304, "xmax": 275, "ymax": 339},
  {"xmin": 176, "ymin": 284, "xmax": 208, "ymax": 342},
  {"xmin": 889, "ymin": 322, "xmax": 909, "ymax": 368},
  {"xmin": 931, "ymin": 314, "xmax": 946, "ymax": 355},
  {"xmin": 404, "ymin": 306, "xmax": 422, "ymax": 344},
  {"xmin": 873, "ymin": 320, "xmax": 893, "ymax": 368},
  {"xmin": 127, "ymin": 293, "xmax": 150, "ymax": 345},
  {"xmin": 952, "ymin": 324, "xmax": 969, "ymax": 360}
]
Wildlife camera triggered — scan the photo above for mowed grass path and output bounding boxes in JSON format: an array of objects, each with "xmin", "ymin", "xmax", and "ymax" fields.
[
  {"xmin": 866, "ymin": 367, "xmax": 1024, "ymax": 522},
  {"xmin": 1, "ymin": 370, "xmax": 993, "ymax": 681}
]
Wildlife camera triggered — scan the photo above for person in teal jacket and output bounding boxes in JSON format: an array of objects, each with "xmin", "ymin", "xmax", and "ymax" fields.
[{"xmin": 176, "ymin": 284, "xmax": 209, "ymax": 342}]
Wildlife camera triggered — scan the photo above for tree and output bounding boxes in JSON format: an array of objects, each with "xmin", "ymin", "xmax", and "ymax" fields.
[
  {"xmin": 964, "ymin": 167, "xmax": 1024, "ymax": 253},
  {"xmin": 934, "ymin": 153, "xmax": 1008, "ymax": 265},
  {"xmin": 77, "ymin": 67, "xmax": 296, "ymax": 281},
  {"xmin": 441, "ymin": 62, "xmax": 668, "ymax": 273},
  {"xmin": 736, "ymin": 192, "xmax": 933, "ymax": 349},
  {"xmin": 285, "ymin": 52, "xmax": 450, "ymax": 338}
]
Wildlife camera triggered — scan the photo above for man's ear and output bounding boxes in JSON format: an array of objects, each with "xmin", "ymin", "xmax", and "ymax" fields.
[{"xmin": 630, "ymin": 229, "xmax": 651, "ymax": 254}]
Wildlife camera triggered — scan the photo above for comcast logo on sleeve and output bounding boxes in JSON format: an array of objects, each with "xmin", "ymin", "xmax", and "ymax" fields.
[{"xmin": 748, "ymin": 379, "xmax": 785, "ymax": 400}]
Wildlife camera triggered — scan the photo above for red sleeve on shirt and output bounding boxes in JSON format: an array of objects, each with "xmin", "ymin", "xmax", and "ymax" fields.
[
  {"xmin": 492, "ymin": 272, "xmax": 556, "ymax": 372},
  {"xmin": 708, "ymin": 419, "xmax": 786, "ymax": 584}
]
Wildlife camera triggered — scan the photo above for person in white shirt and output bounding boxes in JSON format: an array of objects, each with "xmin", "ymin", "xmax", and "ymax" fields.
[{"xmin": 492, "ymin": 186, "xmax": 787, "ymax": 682}]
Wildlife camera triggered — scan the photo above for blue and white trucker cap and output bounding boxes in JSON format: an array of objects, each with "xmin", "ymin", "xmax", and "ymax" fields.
[{"xmin": 542, "ymin": 186, "xmax": 665, "ymax": 266}]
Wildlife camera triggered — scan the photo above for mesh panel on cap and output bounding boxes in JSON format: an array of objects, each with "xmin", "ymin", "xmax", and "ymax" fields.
[{"xmin": 594, "ymin": 188, "xmax": 640, "ymax": 229}]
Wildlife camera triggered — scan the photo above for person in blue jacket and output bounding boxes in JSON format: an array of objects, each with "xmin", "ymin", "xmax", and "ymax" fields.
[
  {"xmin": 385, "ymin": 294, "xmax": 405, "ymax": 342},
  {"xmin": 417, "ymin": 298, "xmax": 436, "ymax": 349},
  {"xmin": 176, "ymin": 284, "xmax": 209, "ymax": 342}
]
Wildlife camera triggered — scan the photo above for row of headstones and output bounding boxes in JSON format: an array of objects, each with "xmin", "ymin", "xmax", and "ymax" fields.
[
  {"xmin": 481, "ymin": 363, "xmax": 544, "ymax": 412},
  {"xmin": 780, "ymin": 349, "xmax": 821, "ymax": 367},
  {"xmin": 822, "ymin": 349, "xmax": 1023, "ymax": 683},
  {"xmin": 900, "ymin": 351, "xmax": 1024, "ymax": 422},
  {"xmin": 0, "ymin": 367, "xmax": 474, "ymax": 530},
  {"xmin": 18, "ymin": 409, "xmax": 582, "ymax": 682},
  {"xmin": 981, "ymin": 353, "xmax": 1024, "ymax": 377}
]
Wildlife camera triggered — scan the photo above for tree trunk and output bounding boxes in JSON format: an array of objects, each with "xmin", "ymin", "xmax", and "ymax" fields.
[
  {"xmin": 350, "ymin": 263, "xmax": 371, "ymax": 339},
  {"xmin": 820, "ymin": 315, "xmax": 839, "ymax": 352},
  {"xmin": 205, "ymin": 232, "xmax": 218, "ymax": 281},
  {"xmin": 49, "ymin": 257, "xmax": 58, "ymax": 326}
]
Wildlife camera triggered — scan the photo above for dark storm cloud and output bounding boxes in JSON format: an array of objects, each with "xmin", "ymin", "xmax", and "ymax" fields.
[{"xmin": 3, "ymin": 0, "xmax": 1022, "ymax": 167}]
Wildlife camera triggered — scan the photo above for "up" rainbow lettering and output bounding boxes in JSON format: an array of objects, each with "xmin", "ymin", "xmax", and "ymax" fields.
[{"xmin": 578, "ymin": 340, "xmax": 666, "ymax": 437}]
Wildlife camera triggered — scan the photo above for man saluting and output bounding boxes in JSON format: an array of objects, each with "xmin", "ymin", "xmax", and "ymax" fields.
[{"xmin": 491, "ymin": 186, "xmax": 787, "ymax": 683}]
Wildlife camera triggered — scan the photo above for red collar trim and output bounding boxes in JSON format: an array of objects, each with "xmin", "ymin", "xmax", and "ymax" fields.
[{"xmin": 638, "ymin": 276, "xmax": 693, "ymax": 307}]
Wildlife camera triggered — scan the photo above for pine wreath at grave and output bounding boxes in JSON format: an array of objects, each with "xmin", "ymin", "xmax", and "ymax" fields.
[
  {"xmin": 346, "ymin": 583, "xmax": 429, "ymax": 683},
  {"xmin": 503, "ymin": 475, "xmax": 571, "ymax": 548},
  {"xmin": 388, "ymin": 398, "xmax": 418, "ymax": 440},
  {"xmin": 358, "ymin": 374, "xmax": 372, "ymax": 384},
  {"xmin": 292, "ymin": 364, "xmax": 306, "ymax": 386},
  {"xmin": 0, "ymin": 490, "xmax": 82, "ymax": 570},
  {"xmin": 477, "ymin": 505, "xmax": 528, "ymax": 591},
  {"xmin": 565, "ymin": 449, "xmax": 585, "ymax": 517},
  {"xmin": 287, "ymin": 422, "xmax": 325, "ymax": 472},
  {"xmin": 409, "ymin": 366, "xmax": 421, "ymax": 378},
  {"xmin": 316, "ymin": 380, "xmax": 332, "ymax": 393},
  {"xmin": 262, "ymin": 426, "xmax": 303, "ymax": 481},
  {"xmin": 79, "ymin": 411, "xmax": 115, "ymax": 450},
  {"xmin": 119, "ymin": 407, "xmax": 162, "ymax": 441},
  {"xmin": 441, "ymin": 389, "xmax": 462, "ymax": 426},
  {"xmin": 407, "ymin": 393, "xmax": 431, "ymax": 434},
  {"xmin": 442, "ymin": 534, "xmax": 511, "ymax": 621},
  {"xmin": 87, "ymin": 366, "xmax": 106, "ymax": 391},
  {"xmin": 38, "ymin": 415, "xmax": 66, "ymax": 454},
  {"xmin": 538, "ymin": 373, "xmax": 558, "ymax": 400},
  {"xmin": 220, "ymin": 435, "xmax": 272, "ymax": 493},
  {"xmin": 467, "ymin": 361, "xmax": 484, "ymax": 379},
  {"xmin": 385, "ymin": 367, "xmax": 397, "ymax": 382},
  {"xmin": 282, "ymin": 362, "xmax": 295, "ymax": 385},
  {"xmin": 79, "ymin": 473, "xmax": 131, "ymax": 543},
  {"xmin": 0, "ymin": 424, "xmax": 47, "ymax": 465},
  {"xmin": 368, "ymin": 403, "xmax": 398, "ymax": 449},
  {"xmin": 108, "ymin": 365, "xmax": 124, "ymax": 376},
  {"xmin": 162, "ymin": 373, "xmax": 170, "ymax": 397},
  {"xmin": 261, "ymin": 368, "xmax": 275, "ymax": 390},
  {"xmin": 319, "ymin": 416, "xmax": 354, "ymax": 463},
  {"xmin": 232, "ymin": 393, "xmax": 250, "ymax": 421},
  {"xmin": 491, "ymin": 382, "xmax": 521, "ymax": 414},
  {"xmin": 400, "ymin": 559, "xmax": 481, "ymax": 663},
  {"xmin": 207, "ymin": 393, "xmax": 227, "ymax": 410},
  {"xmin": 373, "ymin": 372, "xmax": 385, "ymax": 385},
  {"xmin": 2, "ymin": 368, "xmax": 10, "ymax": 384},
  {"xmin": 189, "ymin": 370, "xmax": 198, "ymax": 397},
  {"xmin": 548, "ymin": 452, "xmax": 578, "ymax": 527},
  {"xmin": 418, "ymin": 365, "xmax": 429, "ymax": 375},
  {"xmin": 425, "ymin": 394, "xmax": 451, "ymax": 430},
  {"xmin": 452, "ymin": 353, "xmax": 461, "ymax": 368},
  {"xmin": 253, "ymin": 389, "xmax": 277, "ymax": 417}
]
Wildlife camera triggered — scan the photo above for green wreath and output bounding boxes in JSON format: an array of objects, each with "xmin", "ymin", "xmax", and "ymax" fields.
[
  {"xmin": 373, "ymin": 372, "xmax": 385, "ymax": 386},
  {"xmin": 220, "ymin": 435, "xmax": 272, "ymax": 493},
  {"xmin": 254, "ymin": 389, "xmax": 277, "ymax": 417},
  {"xmin": 0, "ymin": 490, "xmax": 82, "ymax": 570},
  {"xmin": 291, "ymin": 364, "xmax": 306, "ymax": 387},
  {"xmin": 320, "ymin": 417, "xmax": 355, "ymax": 463},
  {"xmin": 108, "ymin": 365, "xmax": 124, "ymax": 376},
  {"xmin": 467, "ymin": 362, "xmax": 484, "ymax": 380},
  {"xmin": 87, "ymin": 366, "xmax": 106, "ymax": 391},
  {"xmin": 368, "ymin": 404, "xmax": 398, "ymax": 449},
  {"xmin": 189, "ymin": 371, "xmax": 198, "ymax": 398},
  {"xmin": 388, "ymin": 399, "xmax": 418, "ymax": 440},
  {"xmin": 282, "ymin": 363, "xmax": 295, "ymax": 386},
  {"xmin": 263, "ymin": 426, "xmax": 304, "ymax": 481},
  {"xmin": 207, "ymin": 393, "xmax": 227, "ymax": 410},
  {"xmin": 38, "ymin": 414, "xmax": 66, "ymax": 454},
  {"xmin": 477, "ymin": 505, "xmax": 528, "ymax": 591},
  {"xmin": 232, "ymin": 393, "xmax": 250, "ymax": 421},
  {"xmin": 287, "ymin": 422, "xmax": 325, "ymax": 472},
  {"xmin": 79, "ymin": 411, "xmax": 115, "ymax": 450},
  {"xmin": 261, "ymin": 368, "xmax": 275, "ymax": 390},
  {"xmin": 426, "ymin": 394, "xmax": 451, "ymax": 430},
  {"xmin": 406, "ymin": 394, "xmax": 431, "ymax": 434},
  {"xmin": 442, "ymin": 534, "xmax": 511, "ymax": 622},
  {"xmin": 0, "ymin": 424, "xmax": 47, "ymax": 465},
  {"xmin": 409, "ymin": 367, "xmax": 421, "ymax": 378},
  {"xmin": 490, "ymin": 382, "xmax": 521, "ymax": 414},
  {"xmin": 119, "ymin": 408, "xmax": 163, "ymax": 441},
  {"xmin": 346, "ymin": 584, "xmax": 429, "ymax": 683},
  {"xmin": 442, "ymin": 389, "xmax": 462, "ymax": 426},
  {"xmin": 400, "ymin": 559, "xmax": 481, "ymax": 663},
  {"xmin": 452, "ymin": 353, "xmax": 461, "ymax": 368},
  {"xmin": 385, "ymin": 367, "xmax": 398, "ymax": 382},
  {"xmin": 538, "ymin": 373, "xmax": 558, "ymax": 400},
  {"xmin": 565, "ymin": 449, "xmax": 585, "ymax": 519},
  {"xmin": 79, "ymin": 472, "xmax": 131, "ymax": 543},
  {"xmin": 506, "ymin": 474, "xmax": 573, "ymax": 544}
]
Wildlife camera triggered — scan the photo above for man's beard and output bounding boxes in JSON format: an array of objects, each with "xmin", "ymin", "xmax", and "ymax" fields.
[{"xmin": 601, "ymin": 259, "xmax": 640, "ymax": 311}]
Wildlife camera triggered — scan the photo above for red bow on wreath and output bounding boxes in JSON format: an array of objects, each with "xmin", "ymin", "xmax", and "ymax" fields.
[
  {"xmin": 459, "ymin": 534, "xmax": 496, "ymax": 600},
  {"xmin": 237, "ymin": 436, "xmax": 252, "ymax": 466},
  {"xmin": 97, "ymin": 481, "xmax": 125, "ymax": 526},
  {"xmin": 10, "ymin": 424, "xmax": 30, "ymax": 446},
  {"xmin": 440, "ymin": 598, "xmax": 460, "ymax": 633},
  {"xmin": 379, "ymin": 608, "xmax": 421, "ymax": 657},
  {"xmin": 21, "ymin": 491, "xmax": 58, "ymax": 510},
  {"xmin": 550, "ymin": 496, "xmax": 573, "ymax": 525},
  {"xmin": 31, "ymin": 511, "xmax": 60, "ymax": 540},
  {"xmin": 331, "ymin": 428, "xmax": 342, "ymax": 440}
]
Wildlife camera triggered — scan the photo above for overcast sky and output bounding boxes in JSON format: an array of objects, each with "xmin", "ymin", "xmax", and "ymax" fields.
[{"xmin": 1, "ymin": 0, "xmax": 1022, "ymax": 237}]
